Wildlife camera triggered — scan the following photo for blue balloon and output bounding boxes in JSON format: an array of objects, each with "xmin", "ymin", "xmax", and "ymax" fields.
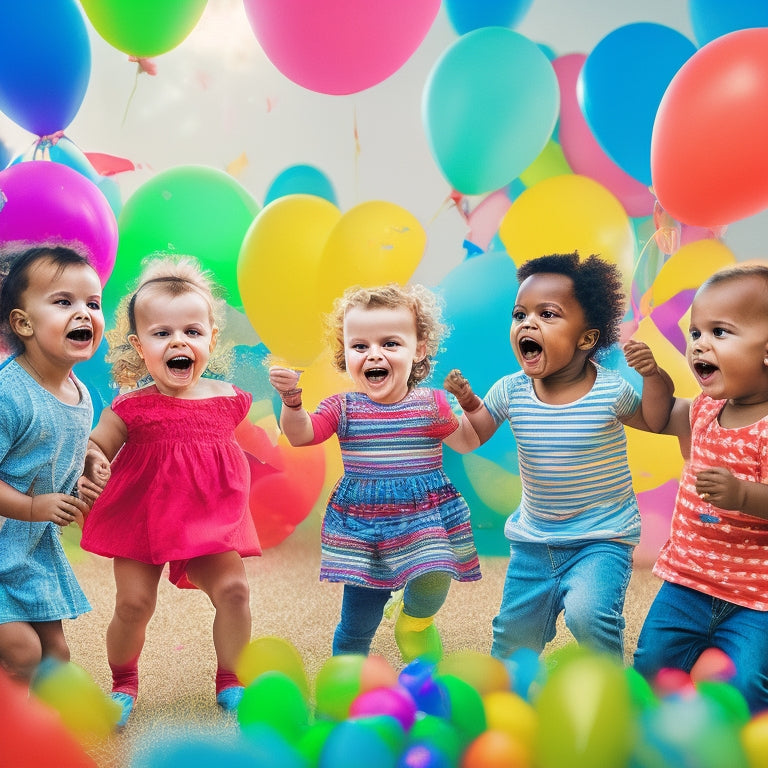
[
  {"xmin": 0, "ymin": 1, "xmax": 91, "ymax": 135},
  {"xmin": 264, "ymin": 164, "xmax": 337, "ymax": 206},
  {"xmin": 444, "ymin": 0, "xmax": 534, "ymax": 35},
  {"xmin": 689, "ymin": 0, "xmax": 768, "ymax": 47},
  {"xmin": 578, "ymin": 23, "xmax": 696, "ymax": 185}
]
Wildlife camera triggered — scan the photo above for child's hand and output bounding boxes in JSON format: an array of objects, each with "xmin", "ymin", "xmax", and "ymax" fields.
[
  {"xmin": 444, "ymin": 369, "xmax": 482, "ymax": 413},
  {"xmin": 268, "ymin": 366, "xmax": 303, "ymax": 409},
  {"xmin": 31, "ymin": 493, "xmax": 89, "ymax": 527},
  {"xmin": 695, "ymin": 467, "xmax": 744, "ymax": 511},
  {"xmin": 623, "ymin": 339, "xmax": 660, "ymax": 377}
]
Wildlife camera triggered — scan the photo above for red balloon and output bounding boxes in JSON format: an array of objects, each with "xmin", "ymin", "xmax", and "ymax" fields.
[{"xmin": 651, "ymin": 28, "xmax": 768, "ymax": 227}]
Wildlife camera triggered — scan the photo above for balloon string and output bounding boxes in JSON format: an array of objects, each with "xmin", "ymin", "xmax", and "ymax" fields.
[
  {"xmin": 630, "ymin": 226, "xmax": 675, "ymax": 322},
  {"xmin": 122, "ymin": 63, "xmax": 142, "ymax": 127}
]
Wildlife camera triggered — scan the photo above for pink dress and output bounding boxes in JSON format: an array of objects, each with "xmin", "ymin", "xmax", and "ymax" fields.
[{"xmin": 81, "ymin": 385, "xmax": 261, "ymax": 586}]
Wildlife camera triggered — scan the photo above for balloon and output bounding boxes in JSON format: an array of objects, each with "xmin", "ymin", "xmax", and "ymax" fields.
[
  {"xmin": 518, "ymin": 140, "xmax": 572, "ymax": 189},
  {"xmin": 578, "ymin": 23, "xmax": 696, "ymax": 185},
  {"xmin": 0, "ymin": 161, "xmax": 118, "ymax": 285},
  {"xmin": 109, "ymin": 165, "xmax": 259, "ymax": 312},
  {"xmin": 498, "ymin": 175, "xmax": 635, "ymax": 290},
  {"xmin": 689, "ymin": 0, "xmax": 768, "ymax": 47},
  {"xmin": 79, "ymin": 0, "xmax": 208, "ymax": 57},
  {"xmin": 741, "ymin": 712, "xmax": 768, "ymax": 768},
  {"xmin": 482, "ymin": 691, "xmax": 537, "ymax": 756},
  {"xmin": 265, "ymin": 164, "xmax": 338, "ymax": 206},
  {"xmin": 237, "ymin": 671, "xmax": 310, "ymax": 742},
  {"xmin": 349, "ymin": 687, "xmax": 417, "ymax": 730},
  {"xmin": 437, "ymin": 651, "xmax": 510, "ymax": 697},
  {"xmin": 318, "ymin": 720, "xmax": 397, "ymax": 768},
  {"xmin": 465, "ymin": 190, "xmax": 513, "ymax": 251},
  {"xmin": 461, "ymin": 730, "xmax": 529, "ymax": 768},
  {"xmin": 423, "ymin": 27, "xmax": 558, "ymax": 195},
  {"xmin": 316, "ymin": 200, "xmax": 427, "ymax": 313},
  {"xmin": 553, "ymin": 54, "xmax": 654, "ymax": 217},
  {"xmin": 534, "ymin": 653, "xmax": 634, "ymax": 768},
  {"xmin": 0, "ymin": 1, "xmax": 90, "ymax": 136},
  {"xmin": 243, "ymin": 0, "xmax": 440, "ymax": 95},
  {"xmin": 434, "ymin": 674, "xmax": 486, "ymax": 746},
  {"xmin": 651, "ymin": 28, "xmax": 768, "ymax": 227},
  {"xmin": 238, "ymin": 194, "xmax": 341, "ymax": 367},
  {"xmin": 235, "ymin": 636, "xmax": 309, "ymax": 696},
  {"xmin": 444, "ymin": 0, "xmax": 534, "ymax": 35},
  {"xmin": 634, "ymin": 479, "xmax": 677, "ymax": 567}
]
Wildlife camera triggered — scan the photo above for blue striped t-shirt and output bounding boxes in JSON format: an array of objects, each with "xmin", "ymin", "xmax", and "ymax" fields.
[{"xmin": 484, "ymin": 364, "xmax": 641, "ymax": 545}]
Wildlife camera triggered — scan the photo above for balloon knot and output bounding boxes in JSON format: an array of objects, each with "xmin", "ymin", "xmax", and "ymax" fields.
[
  {"xmin": 128, "ymin": 56, "xmax": 158, "ymax": 76},
  {"xmin": 37, "ymin": 130, "xmax": 65, "ymax": 147}
]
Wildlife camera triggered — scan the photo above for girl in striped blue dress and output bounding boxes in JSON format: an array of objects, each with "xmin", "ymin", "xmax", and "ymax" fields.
[
  {"xmin": 446, "ymin": 252, "xmax": 673, "ymax": 661},
  {"xmin": 269, "ymin": 284, "xmax": 480, "ymax": 663}
]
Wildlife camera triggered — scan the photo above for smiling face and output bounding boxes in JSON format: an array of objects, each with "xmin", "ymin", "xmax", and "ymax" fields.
[
  {"xmin": 510, "ymin": 272, "xmax": 599, "ymax": 381},
  {"xmin": 129, "ymin": 287, "xmax": 218, "ymax": 397},
  {"xmin": 687, "ymin": 275, "xmax": 768, "ymax": 406},
  {"xmin": 10, "ymin": 257, "xmax": 104, "ymax": 368},
  {"xmin": 342, "ymin": 303, "xmax": 426, "ymax": 404}
]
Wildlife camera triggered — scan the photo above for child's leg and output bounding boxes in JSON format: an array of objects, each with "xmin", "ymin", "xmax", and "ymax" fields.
[
  {"xmin": 33, "ymin": 619, "xmax": 70, "ymax": 665},
  {"xmin": 333, "ymin": 584, "xmax": 391, "ymax": 655},
  {"xmin": 108, "ymin": 558, "xmax": 163, "ymax": 696},
  {"xmin": 491, "ymin": 542, "xmax": 560, "ymax": 659},
  {"xmin": 560, "ymin": 540, "xmax": 633, "ymax": 660},
  {"xmin": 0, "ymin": 621, "xmax": 44, "ymax": 683},
  {"xmin": 396, "ymin": 571, "xmax": 452, "ymax": 663},
  {"xmin": 185, "ymin": 551, "xmax": 251, "ymax": 702}
]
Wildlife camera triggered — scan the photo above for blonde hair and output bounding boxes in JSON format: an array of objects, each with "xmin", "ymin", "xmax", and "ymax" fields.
[
  {"xmin": 327, "ymin": 283, "xmax": 447, "ymax": 389},
  {"xmin": 107, "ymin": 256, "xmax": 231, "ymax": 388}
]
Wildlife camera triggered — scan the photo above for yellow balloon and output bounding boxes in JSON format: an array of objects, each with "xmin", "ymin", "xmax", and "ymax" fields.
[
  {"xmin": 651, "ymin": 239, "xmax": 736, "ymax": 305},
  {"xmin": 238, "ymin": 194, "xmax": 341, "ymax": 367},
  {"xmin": 316, "ymin": 200, "xmax": 426, "ymax": 313},
  {"xmin": 236, "ymin": 636, "xmax": 309, "ymax": 698},
  {"xmin": 519, "ymin": 140, "xmax": 572, "ymax": 188},
  {"xmin": 483, "ymin": 690, "xmax": 538, "ymax": 755},
  {"xmin": 626, "ymin": 428, "xmax": 683, "ymax": 493},
  {"xmin": 499, "ymin": 175, "xmax": 634, "ymax": 290}
]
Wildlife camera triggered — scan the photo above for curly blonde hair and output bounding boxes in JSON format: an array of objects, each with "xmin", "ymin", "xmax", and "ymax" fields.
[
  {"xmin": 326, "ymin": 283, "xmax": 447, "ymax": 390},
  {"xmin": 107, "ymin": 256, "xmax": 231, "ymax": 388}
]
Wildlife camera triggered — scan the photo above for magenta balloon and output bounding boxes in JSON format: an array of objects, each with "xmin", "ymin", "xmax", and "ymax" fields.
[
  {"xmin": 0, "ymin": 161, "xmax": 117, "ymax": 285},
  {"xmin": 243, "ymin": 0, "xmax": 440, "ymax": 95},
  {"xmin": 554, "ymin": 54, "xmax": 653, "ymax": 218}
]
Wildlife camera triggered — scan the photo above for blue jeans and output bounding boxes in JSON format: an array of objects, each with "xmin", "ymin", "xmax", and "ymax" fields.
[
  {"xmin": 634, "ymin": 581, "xmax": 768, "ymax": 713},
  {"xmin": 333, "ymin": 571, "xmax": 452, "ymax": 655},
  {"xmin": 491, "ymin": 539, "xmax": 633, "ymax": 661}
]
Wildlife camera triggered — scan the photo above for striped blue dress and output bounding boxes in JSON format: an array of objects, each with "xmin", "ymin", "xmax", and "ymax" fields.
[{"xmin": 309, "ymin": 388, "xmax": 481, "ymax": 588}]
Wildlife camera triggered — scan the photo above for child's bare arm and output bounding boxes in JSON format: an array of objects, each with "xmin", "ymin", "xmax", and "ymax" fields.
[
  {"xmin": 695, "ymin": 468, "xmax": 768, "ymax": 520},
  {"xmin": 268, "ymin": 366, "xmax": 316, "ymax": 445},
  {"xmin": 77, "ymin": 444, "xmax": 111, "ymax": 507},
  {"xmin": 0, "ymin": 478, "xmax": 89, "ymax": 526},
  {"xmin": 622, "ymin": 340, "xmax": 675, "ymax": 433},
  {"xmin": 443, "ymin": 369, "xmax": 498, "ymax": 444}
]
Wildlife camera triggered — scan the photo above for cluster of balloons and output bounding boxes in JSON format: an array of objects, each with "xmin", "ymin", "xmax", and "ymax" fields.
[{"xmin": 121, "ymin": 638, "xmax": 767, "ymax": 767}]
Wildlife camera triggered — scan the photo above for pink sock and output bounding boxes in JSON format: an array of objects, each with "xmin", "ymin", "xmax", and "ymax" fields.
[
  {"xmin": 110, "ymin": 658, "xmax": 139, "ymax": 698},
  {"xmin": 215, "ymin": 667, "xmax": 241, "ymax": 694}
]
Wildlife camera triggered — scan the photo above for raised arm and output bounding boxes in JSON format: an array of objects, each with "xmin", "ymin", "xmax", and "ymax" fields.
[
  {"xmin": 622, "ymin": 339, "xmax": 675, "ymax": 433},
  {"xmin": 443, "ymin": 369, "xmax": 499, "ymax": 445},
  {"xmin": 268, "ymin": 366, "xmax": 316, "ymax": 446}
]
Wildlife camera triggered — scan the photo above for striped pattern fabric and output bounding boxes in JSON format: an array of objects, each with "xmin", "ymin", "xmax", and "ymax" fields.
[
  {"xmin": 484, "ymin": 365, "xmax": 642, "ymax": 545},
  {"xmin": 311, "ymin": 389, "xmax": 481, "ymax": 588},
  {"xmin": 654, "ymin": 394, "xmax": 768, "ymax": 610}
]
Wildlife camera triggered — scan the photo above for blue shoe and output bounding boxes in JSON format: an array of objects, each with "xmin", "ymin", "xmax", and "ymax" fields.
[
  {"xmin": 111, "ymin": 691, "xmax": 135, "ymax": 728},
  {"xmin": 216, "ymin": 685, "xmax": 244, "ymax": 712}
]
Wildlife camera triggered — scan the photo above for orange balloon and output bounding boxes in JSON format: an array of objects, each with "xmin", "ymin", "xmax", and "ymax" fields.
[{"xmin": 462, "ymin": 730, "xmax": 531, "ymax": 768}]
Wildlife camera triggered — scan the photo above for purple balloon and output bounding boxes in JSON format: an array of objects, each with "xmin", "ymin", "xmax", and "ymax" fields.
[{"xmin": 0, "ymin": 161, "xmax": 117, "ymax": 284}]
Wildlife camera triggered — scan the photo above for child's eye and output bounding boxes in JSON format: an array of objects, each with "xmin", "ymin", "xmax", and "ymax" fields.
[
  {"xmin": 512, "ymin": 311, "xmax": 525, "ymax": 322},
  {"xmin": 351, "ymin": 343, "xmax": 367, "ymax": 351},
  {"xmin": 187, "ymin": 329, "xmax": 201, "ymax": 337},
  {"xmin": 540, "ymin": 310, "xmax": 557, "ymax": 319},
  {"xmin": 713, "ymin": 327, "xmax": 728, "ymax": 338},
  {"xmin": 87, "ymin": 301, "xmax": 101, "ymax": 311},
  {"xmin": 689, "ymin": 330, "xmax": 701, "ymax": 340},
  {"xmin": 55, "ymin": 299, "xmax": 71, "ymax": 306},
  {"xmin": 384, "ymin": 341, "xmax": 399, "ymax": 348}
]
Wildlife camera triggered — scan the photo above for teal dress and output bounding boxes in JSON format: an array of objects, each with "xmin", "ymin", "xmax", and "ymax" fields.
[{"xmin": 0, "ymin": 357, "xmax": 91, "ymax": 623}]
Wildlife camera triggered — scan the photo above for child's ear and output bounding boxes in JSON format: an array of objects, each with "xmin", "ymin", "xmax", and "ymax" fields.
[
  {"xmin": 415, "ymin": 339, "xmax": 427, "ymax": 363},
  {"xmin": 9, "ymin": 309, "xmax": 33, "ymax": 337},
  {"xmin": 579, "ymin": 329, "xmax": 600, "ymax": 351},
  {"xmin": 210, "ymin": 326, "xmax": 219, "ymax": 353},
  {"xmin": 128, "ymin": 334, "xmax": 144, "ymax": 359}
]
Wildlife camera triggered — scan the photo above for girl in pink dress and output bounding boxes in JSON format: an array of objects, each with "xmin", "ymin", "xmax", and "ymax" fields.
[{"xmin": 80, "ymin": 257, "xmax": 260, "ymax": 726}]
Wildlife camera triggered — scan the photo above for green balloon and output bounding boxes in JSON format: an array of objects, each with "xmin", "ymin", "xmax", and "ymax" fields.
[
  {"xmin": 79, "ymin": 0, "xmax": 208, "ymax": 58},
  {"xmin": 434, "ymin": 674, "xmax": 486, "ymax": 746},
  {"xmin": 238, "ymin": 671, "xmax": 310, "ymax": 743},
  {"xmin": 105, "ymin": 165, "xmax": 259, "ymax": 315}
]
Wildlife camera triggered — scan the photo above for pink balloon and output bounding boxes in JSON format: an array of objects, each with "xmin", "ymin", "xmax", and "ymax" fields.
[
  {"xmin": 554, "ymin": 53, "xmax": 654, "ymax": 218},
  {"xmin": 243, "ymin": 0, "xmax": 440, "ymax": 95},
  {"xmin": 0, "ymin": 161, "xmax": 117, "ymax": 285}
]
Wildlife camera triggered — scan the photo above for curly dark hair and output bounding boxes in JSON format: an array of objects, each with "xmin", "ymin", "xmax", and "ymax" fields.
[{"xmin": 517, "ymin": 252, "xmax": 625, "ymax": 355}]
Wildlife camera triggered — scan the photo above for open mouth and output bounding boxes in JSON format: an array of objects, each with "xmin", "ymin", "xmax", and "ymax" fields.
[
  {"xmin": 519, "ymin": 337, "xmax": 542, "ymax": 359},
  {"xmin": 693, "ymin": 360, "xmax": 718, "ymax": 378},
  {"xmin": 364, "ymin": 368, "xmax": 388, "ymax": 382},
  {"xmin": 67, "ymin": 328, "xmax": 93, "ymax": 342},
  {"xmin": 167, "ymin": 356, "xmax": 193, "ymax": 371}
]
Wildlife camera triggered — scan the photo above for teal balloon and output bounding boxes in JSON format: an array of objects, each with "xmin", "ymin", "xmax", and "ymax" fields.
[
  {"xmin": 318, "ymin": 720, "xmax": 397, "ymax": 768},
  {"xmin": 423, "ymin": 27, "xmax": 558, "ymax": 195},
  {"xmin": 578, "ymin": 23, "xmax": 696, "ymax": 185},
  {"xmin": 265, "ymin": 164, "xmax": 337, "ymax": 206},
  {"xmin": 689, "ymin": 0, "xmax": 768, "ymax": 46}
]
